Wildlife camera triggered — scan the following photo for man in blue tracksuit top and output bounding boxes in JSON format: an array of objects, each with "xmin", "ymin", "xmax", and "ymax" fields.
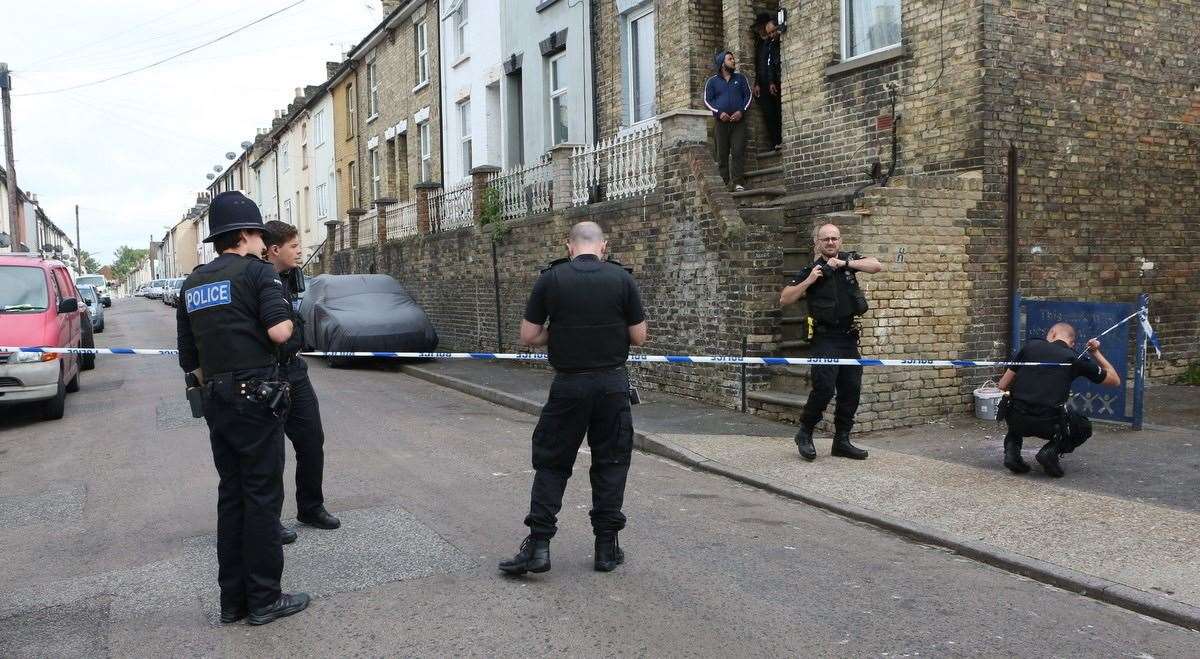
[{"xmin": 703, "ymin": 49, "xmax": 753, "ymax": 191}]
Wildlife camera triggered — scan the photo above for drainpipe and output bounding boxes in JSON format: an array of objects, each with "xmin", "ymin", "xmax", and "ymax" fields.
[
  {"xmin": 1006, "ymin": 143, "xmax": 1018, "ymax": 354},
  {"xmin": 588, "ymin": 0, "xmax": 600, "ymax": 142}
]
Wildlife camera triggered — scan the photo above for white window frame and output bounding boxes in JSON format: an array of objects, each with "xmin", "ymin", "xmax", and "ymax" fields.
[
  {"xmin": 624, "ymin": 4, "xmax": 656, "ymax": 126},
  {"xmin": 348, "ymin": 160, "xmax": 360, "ymax": 207},
  {"xmin": 455, "ymin": 1, "xmax": 469, "ymax": 59},
  {"xmin": 301, "ymin": 122, "xmax": 309, "ymax": 170},
  {"xmin": 345, "ymin": 82, "xmax": 356, "ymax": 138},
  {"xmin": 369, "ymin": 147, "xmax": 381, "ymax": 201},
  {"xmin": 367, "ymin": 58, "xmax": 380, "ymax": 120},
  {"xmin": 548, "ymin": 52, "xmax": 569, "ymax": 145},
  {"xmin": 414, "ymin": 21, "xmax": 429, "ymax": 87},
  {"xmin": 419, "ymin": 121, "xmax": 432, "ymax": 182},
  {"xmin": 282, "ymin": 198, "xmax": 293, "ymax": 223},
  {"xmin": 280, "ymin": 141, "xmax": 290, "ymax": 172},
  {"xmin": 459, "ymin": 99, "xmax": 472, "ymax": 177},
  {"xmin": 840, "ymin": 0, "xmax": 903, "ymax": 61},
  {"xmin": 314, "ymin": 109, "xmax": 327, "ymax": 147},
  {"xmin": 316, "ymin": 182, "xmax": 329, "ymax": 219}
]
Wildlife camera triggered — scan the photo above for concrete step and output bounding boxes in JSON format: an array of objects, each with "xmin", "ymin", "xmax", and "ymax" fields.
[
  {"xmin": 732, "ymin": 186, "xmax": 787, "ymax": 202},
  {"xmin": 747, "ymin": 389, "xmax": 807, "ymax": 409},
  {"xmin": 756, "ymin": 149, "xmax": 782, "ymax": 161},
  {"xmin": 778, "ymin": 339, "xmax": 812, "ymax": 352},
  {"xmin": 740, "ymin": 207, "xmax": 787, "ymax": 227},
  {"xmin": 745, "ymin": 164, "xmax": 784, "ymax": 179},
  {"xmin": 769, "ymin": 372, "xmax": 812, "ymax": 394}
]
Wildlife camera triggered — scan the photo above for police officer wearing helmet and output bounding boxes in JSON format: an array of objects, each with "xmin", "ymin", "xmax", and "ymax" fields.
[
  {"xmin": 263, "ymin": 220, "xmax": 340, "ymax": 543},
  {"xmin": 779, "ymin": 222, "xmax": 882, "ymax": 461},
  {"xmin": 499, "ymin": 221, "xmax": 648, "ymax": 576},
  {"xmin": 176, "ymin": 191, "xmax": 310, "ymax": 625}
]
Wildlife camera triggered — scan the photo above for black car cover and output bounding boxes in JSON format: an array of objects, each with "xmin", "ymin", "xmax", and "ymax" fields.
[{"xmin": 300, "ymin": 274, "xmax": 438, "ymax": 356}]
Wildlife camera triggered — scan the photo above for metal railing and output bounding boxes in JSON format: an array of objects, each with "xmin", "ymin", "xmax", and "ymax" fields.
[
  {"xmin": 428, "ymin": 180, "xmax": 474, "ymax": 232},
  {"xmin": 571, "ymin": 120, "xmax": 662, "ymax": 206},
  {"xmin": 488, "ymin": 155, "xmax": 552, "ymax": 219},
  {"xmin": 356, "ymin": 210, "xmax": 377, "ymax": 247},
  {"xmin": 386, "ymin": 200, "xmax": 420, "ymax": 240}
]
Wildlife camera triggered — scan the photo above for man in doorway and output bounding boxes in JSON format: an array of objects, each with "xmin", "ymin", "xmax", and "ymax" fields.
[
  {"xmin": 704, "ymin": 50, "xmax": 753, "ymax": 191},
  {"xmin": 754, "ymin": 14, "xmax": 783, "ymax": 151}
]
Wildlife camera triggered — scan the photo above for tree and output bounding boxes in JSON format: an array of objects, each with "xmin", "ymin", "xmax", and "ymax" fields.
[
  {"xmin": 78, "ymin": 250, "xmax": 102, "ymax": 274},
  {"xmin": 109, "ymin": 246, "xmax": 148, "ymax": 280}
]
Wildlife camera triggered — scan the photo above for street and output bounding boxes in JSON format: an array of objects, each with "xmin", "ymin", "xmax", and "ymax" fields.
[{"xmin": 2, "ymin": 299, "xmax": 1197, "ymax": 657}]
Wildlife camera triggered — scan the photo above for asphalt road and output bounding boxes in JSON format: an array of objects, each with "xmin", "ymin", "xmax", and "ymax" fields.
[{"xmin": 2, "ymin": 298, "xmax": 1197, "ymax": 657}]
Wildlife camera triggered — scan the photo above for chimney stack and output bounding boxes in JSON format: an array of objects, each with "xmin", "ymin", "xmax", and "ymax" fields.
[
  {"xmin": 326, "ymin": 60, "xmax": 340, "ymax": 80},
  {"xmin": 381, "ymin": 0, "xmax": 402, "ymax": 16}
]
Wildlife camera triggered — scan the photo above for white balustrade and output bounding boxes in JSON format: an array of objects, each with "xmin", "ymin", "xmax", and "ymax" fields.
[
  {"xmin": 570, "ymin": 120, "xmax": 661, "ymax": 206},
  {"xmin": 488, "ymin": 155, "xmax": 552, "ymax": 220}
]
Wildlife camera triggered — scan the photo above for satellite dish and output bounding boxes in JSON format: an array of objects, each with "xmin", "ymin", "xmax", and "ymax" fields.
[
  {"xmin": 240, "ymin": 141, "xmax": 254, "ymax": 150},
  {"xmin": 213, "ymin": 165, "xmax": 223, "ymax": 172},
  {"xmin": 225, "ymin": 152, "xmax": 237, "ymax": 160},
  {"xmin": 206, "ymin": 173, "xmax": 216, "ymax": 180}
]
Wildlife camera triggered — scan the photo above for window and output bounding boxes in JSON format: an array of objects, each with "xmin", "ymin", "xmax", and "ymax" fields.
[
  {"xmin": 283, "ymin": 198, "xmax": 293, "ymax": 223},
  {"xmin": 842, "ymin": 0, "xmax": 901, "ymax": 60},
  {"xmin": 367, "ymin": 58, "xmax": 380, "ymax": 118},
  {"xmin": 548, "ymin": 53, "xmax": 568, "ymax": 145},
  {"xmin": 454, "ymin": 1, "xmax": 469, "ymax": 59},
  {"xmin": 314, "ymin": 109, "xmax": 327, "ymax": 146},
  {"xmin": 348, "ymin": 160, "xmax": 360, "ymax": 207},
  {"xmin": 345, "ymin": 82, "xmax": 356, "ymax": 138},
  {"xmin": 316, "ymin": 183, "xmax": 329, "ymax": 218},
  {"xmin": 459, "ymin": 99, "xmax": 472, "ymax": 176},
  {"xmin": 414, "ymin": 21, "xmax": 429, "ymax": 85},
  {"xmin": 280, "ymin": 141, "xmax": 290, "ymax": 172},
  {"xmin": 506, "ymin": 71, "xmax": 525, "ymax": 166},
  {"xmin": 419, "ymin": 122, "xmax": 432, "ymax": 182},
  {"xmin": 301, "ymin": 122, "xmax": 309, "ymax": 169},
  {"xmin": 370, "ymin": 147, "xmax": 381, "ymax": 201},
  {"xmin": 625, "ymin": 5, "xmax": 656, "ymax": 124}
]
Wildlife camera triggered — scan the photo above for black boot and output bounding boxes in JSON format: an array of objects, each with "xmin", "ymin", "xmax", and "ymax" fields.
[
  {"xmin": 498, "ymin": 536, "xmax": 551, "ymax": 575},
  {"xmin": 793, "ymin": 425, "xmax": 816, "ymax": 461},
  {"xmin": 1003, "ymin": 436, "xmax": 1030, "ymax": 474},
  {"xmin": 1036, "ymin": 441, "xmax": 1065, "ymax": 478},
  {"xmin": 594, "ymin": 534, "xmax": 625, "ymax": 572},
  {"xmin": 831, "ymin": 430, "xmax": 868, "ymax": 460},
  {"xmin": 280, "ymin": 523, "xmax": 297, "ymax": 545}
]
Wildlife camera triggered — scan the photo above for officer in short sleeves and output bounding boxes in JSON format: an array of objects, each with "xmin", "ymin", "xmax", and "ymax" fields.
[{"xmin": 177, "ymin": 191, "xmax": 310, "ymax": 625}]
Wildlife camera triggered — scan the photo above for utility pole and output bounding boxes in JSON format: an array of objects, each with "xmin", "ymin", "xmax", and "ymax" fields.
[
  {"xmin": 75, "ymin": 204, "xmax": 82, "ymax": 273},
  {"xmin": 1, "ymin": 62, "xmax": 24, "ymax": 250}
]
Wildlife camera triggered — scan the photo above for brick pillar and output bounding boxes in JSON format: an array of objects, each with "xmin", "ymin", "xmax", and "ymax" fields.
[
  {"xmin": 659, "ymin": 109, "xmax": 712, "ymax": 147},
  {"xmin": 414, "ymin": 182, "xmax": 441, "ymax": 234},
  {"xmin": 346, "ymin": 208, "xmax": 366, "ymax": 273},
  {"xmin": 470, "ymin": 165, "xmax": 501, "ymax": 225},
  {"xmin": 375, "ymin": 197, "xmax": 397, "ymax": 244},
  {"xmin": 322, "ymin": 219, "xmax": 339, "ymax": 274},
  {"xmin": 549, "ymin": 143, "xmax": 582, "ymax": 210}
]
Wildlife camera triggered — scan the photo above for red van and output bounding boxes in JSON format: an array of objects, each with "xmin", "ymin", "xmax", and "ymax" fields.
[{"xmin": 0, "ymin": 253, "xmax": 92, "ymax": 420}]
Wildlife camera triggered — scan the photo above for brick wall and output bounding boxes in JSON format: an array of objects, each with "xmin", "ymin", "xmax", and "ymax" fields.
[{"xmin": 976, "ymin": 0, "xmax": 1200, "ymax": 379}]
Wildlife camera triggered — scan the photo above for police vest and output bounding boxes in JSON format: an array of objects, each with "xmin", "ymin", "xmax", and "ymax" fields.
[
  {"xmin": 541, "ymin": 257, "xmax": 636, "ymax": 372},
  {"xmin": 181, "ymin": 254, "xmax": 280, "ymax": 375},
  {"xmin": 804, "ymin": 251, "xmax": 869, "ymax": 327}
]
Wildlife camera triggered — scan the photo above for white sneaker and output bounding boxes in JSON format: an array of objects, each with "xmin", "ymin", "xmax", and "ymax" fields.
[{"xmin": 734, "ymin": 185, "xmax": 746, "ymax": 192}]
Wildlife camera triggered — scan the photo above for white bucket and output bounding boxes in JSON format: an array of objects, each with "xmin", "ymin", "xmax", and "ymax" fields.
[{"xmin": 974, "ymin": 380, "xmax": 1004, "ymax": 420}]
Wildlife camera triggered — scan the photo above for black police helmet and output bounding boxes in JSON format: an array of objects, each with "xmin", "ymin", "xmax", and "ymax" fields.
[{"xmin": 203, "ymin": 191, "xmax": 266, "ymax": 243}]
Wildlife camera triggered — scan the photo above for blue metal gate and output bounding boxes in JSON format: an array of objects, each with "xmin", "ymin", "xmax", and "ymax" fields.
[{"xmin": 1010, "ymin": 293, "xmax": 1146, "ymax": 429}]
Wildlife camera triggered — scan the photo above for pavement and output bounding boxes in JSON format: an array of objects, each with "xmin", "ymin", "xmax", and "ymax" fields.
[
  {"xmin": 397, "ymin": 358, "xmax": 1200, "ymax": 629},
  {"xmin": 2, "ymin": 298, "xmax": 1199, "ymax": 656}
]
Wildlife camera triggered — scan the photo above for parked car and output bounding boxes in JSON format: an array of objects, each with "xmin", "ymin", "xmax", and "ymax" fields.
[
  {"xmin": 144, "ymin": 279, "xmax": 167, "ymax": 299},
  {"xmin": 164, "ymin": 277, "xmax": 185, "ymax": 307},
  {"xmin": 77, "ymin": 284, "xmax": 105, "ymax": 333},
  {"xmin": 0, "ymin": 253, "xmax": 89, "ymax": 420},
  {"xmin": 300, "ymin": 274, "xmax": 438, "ymax": 367},
  {"xmin": 74, "ymin": 273, "xmax": 112, "ymax": 307}
]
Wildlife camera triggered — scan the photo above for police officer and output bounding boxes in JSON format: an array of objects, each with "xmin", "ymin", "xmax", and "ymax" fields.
[
  {"xmin": 779, "ymin": 223, "xmax": 882, "ymax": 461},
  {"xmin": 177, "ymin": 191, "xmax": 309, "ymax": 625},
  {"xmin": 263, "ymin": 221, "xmax": 340, "ymax": 542},
  {"xmin": 997, "ymin": 322, "xmax": 1120, "ymax": 477},
  {"xmin": 499, "ymin": 221, "xmax": 648, "ymax": 575}
]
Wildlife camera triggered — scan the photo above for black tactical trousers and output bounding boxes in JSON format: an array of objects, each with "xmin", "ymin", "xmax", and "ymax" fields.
[
  {"xmin": 203, "ymin": 367, "xmax": 286, "ymax": 612},
  {"xmin": 759, "ymin": 91, "xmax": 783, "ymax": 147},
  {"xmin": 525, "ymin": 368, "xmax": 635, "ymax": 540},
  {"xmin": 800, "ymin": 330, "xmax": 863, "ymax": 433},
  {"xmin": 283, "ymin": 358, "xmax": 325, "ymax": 515},
  {"xmin": 1005, "ymin": 404, "xmax": 1093, "ymax": 454}
]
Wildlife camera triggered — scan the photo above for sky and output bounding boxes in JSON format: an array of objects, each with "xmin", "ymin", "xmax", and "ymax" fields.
[{"xmin": 2, "ymin": 0, "xmax": 385, "ymax": 266}]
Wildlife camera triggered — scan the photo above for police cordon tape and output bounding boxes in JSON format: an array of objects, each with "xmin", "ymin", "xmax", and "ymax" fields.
[{"xmin": 0, "ymin": 346, "xmax": 1072, "ymax": 368}]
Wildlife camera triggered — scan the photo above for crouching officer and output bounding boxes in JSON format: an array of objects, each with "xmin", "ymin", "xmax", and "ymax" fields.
[
  {"xmin": 264, "ymin": 221, "xmax": 340, "ymax": 544},
  {"xmin": 779, "ymin": 223, "xmax": 882, "ymax": 461},
  {"xmin": 177, "ymin": 191, "xmax": 310, "ymax": 625},
  {"xmin": 997, "ymin": 322, "xmax": 1120, "ymax": 477},
  {"xmin": 499, "ymin": 221, "xmax": 648, "ymax": 575}
]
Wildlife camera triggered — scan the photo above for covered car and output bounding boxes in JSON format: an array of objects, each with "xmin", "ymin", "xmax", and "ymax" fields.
[{"xmin": 300, "ymin": 274, "xmax": 438, "ymax": 365}]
